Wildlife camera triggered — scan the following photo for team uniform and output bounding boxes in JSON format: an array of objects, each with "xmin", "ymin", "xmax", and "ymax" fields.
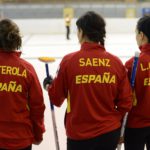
[
  {"xmin": 0, "ymin": 50, "xmax": 45, "ymax": 149},
  {"xmin": 48, "ymin": 42, "xmax": 132, "ymax": 150},
  {"xmin": 125, "ymin": 44, "xmax": 150, "ymax": 150}
]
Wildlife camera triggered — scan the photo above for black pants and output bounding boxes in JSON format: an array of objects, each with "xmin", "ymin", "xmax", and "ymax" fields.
[
  {"xmin": 0, "ymin": 145, "xmax": 32, "ymax": 150},
  {"xmin": 67, "ymin": 128, "xmax": 120, "ymax": 150},
  {"xmin": 125, "ymin": 127, "xmax": 150, "ymax": 150},
  {"xmin": 66, "ymin": 26, "xmax": 70, "ymax": 40}
]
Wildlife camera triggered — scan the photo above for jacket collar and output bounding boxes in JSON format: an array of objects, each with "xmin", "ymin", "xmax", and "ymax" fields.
[
  {"xmin": 139, "ymin": 44, "xmax": 150, "ymax": 53},
  {"xmin": 0, "ymin": 49, "xmax": 22, "ymax": 57},
  {"xmin": 80, "ymin": 42, "xmax": 105, "ymax": 51}
]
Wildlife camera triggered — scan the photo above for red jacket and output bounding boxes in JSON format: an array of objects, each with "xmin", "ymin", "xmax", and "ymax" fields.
[
  {"xmin": 0, "ymin": 50, "xmax": 45, "ymax": 149},
  {"xmin": 125, "ymin": 44, "xmax": 150, "ymax": 128},
  {"xmin": 48, "ymin": 42, "xmax": 132, "ymax": 140}
]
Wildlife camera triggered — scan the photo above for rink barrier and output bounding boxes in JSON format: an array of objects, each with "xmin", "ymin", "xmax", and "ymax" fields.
[{"xmin": 15, "ymin": 18, "xmax": 138, "ymax": 35}]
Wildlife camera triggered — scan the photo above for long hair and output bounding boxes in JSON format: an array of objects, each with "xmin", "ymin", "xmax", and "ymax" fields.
[
  {"xmin": 0, "ymin": 18, "xmax": 22, "ymax": 51},
  {"xmin": 76, "ymin": 11, "xmax": 106, "ymax": 46}
]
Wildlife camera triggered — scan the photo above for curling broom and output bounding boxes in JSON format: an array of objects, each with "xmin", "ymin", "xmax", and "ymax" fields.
[{"xmin": 38, "ymin": 57, "xmax": 60, "ymax": 150}]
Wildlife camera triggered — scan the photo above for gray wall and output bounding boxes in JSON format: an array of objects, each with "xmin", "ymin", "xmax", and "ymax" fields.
[{"xmin": 0, "ymin": 2, "xmax": 149, "ymax": 19}]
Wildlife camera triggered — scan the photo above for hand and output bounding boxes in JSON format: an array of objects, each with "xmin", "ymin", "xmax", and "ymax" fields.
[{"xmin": 43, "ymin": 75, "xmax": 53, "ymax": 90}]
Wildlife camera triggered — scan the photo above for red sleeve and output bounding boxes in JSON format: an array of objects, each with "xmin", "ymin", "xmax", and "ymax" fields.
[
  {"xmin": 48, "ymin": 57, "xmax": 68, "ymax": 107},
  {"xmin": 28, "ymin": 67, "xmax": 45, "ymax": 142},
  {"xmin": 125, "ymin": 57, "xmax": 134, "ymax": 80},
  {"xmin": 116, "ymin": 65, "xmax": 133, "ymax": 117}
]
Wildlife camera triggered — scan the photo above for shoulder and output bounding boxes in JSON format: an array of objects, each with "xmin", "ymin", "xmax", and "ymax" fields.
[
  {"xmin": 125, "ymin": 57, "xmax": 134, "ymax": 68},
  {"xmin": 19, "ymin": 57, "xmax": 36, "ymax": 74},
  {"xmin": 61, "ymin": 51, "xmax": 80, "ymax": 65},
  {"xmin": 105, "ymin": 51, "xmax": 123, "ymax": 65},
  {"xmin": 56, "ymin": 51, "xmax": 81, "ymax": 75}
]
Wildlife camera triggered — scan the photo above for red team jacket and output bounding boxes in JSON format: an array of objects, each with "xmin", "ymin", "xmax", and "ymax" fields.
[
  {"xmin": 48, "ymin": 42, "xmax": 132, "ymax": 140},
  {"xmin": 0, "ymin": 50, "xmax": 45, "ymax": 149},
  {"xmin": 125, "ymin": 44, "xmax": 150, "ymax": 128}
]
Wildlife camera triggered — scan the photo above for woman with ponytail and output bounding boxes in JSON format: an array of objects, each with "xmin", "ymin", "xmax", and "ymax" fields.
[{"xmin": 43, "ymin": 11, "xmax": 132, "ymax": 150}]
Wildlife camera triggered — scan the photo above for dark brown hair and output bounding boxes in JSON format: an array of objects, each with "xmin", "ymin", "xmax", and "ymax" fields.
[
  {"xmin": 0, "ymin": 18, "xmax": 22, "ymax": 51},
  {"xmin": 76, "ymin": 11, "xmax": 106, "ymax": 45},
  {"xmin": 137, "ymin": 16, "xmax": 150, "ymax": 42}
]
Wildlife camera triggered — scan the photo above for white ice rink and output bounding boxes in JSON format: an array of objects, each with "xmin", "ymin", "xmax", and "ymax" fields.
[{"xmin": 21, "ymin": 33, "xmax": 140, "ymax": 150}]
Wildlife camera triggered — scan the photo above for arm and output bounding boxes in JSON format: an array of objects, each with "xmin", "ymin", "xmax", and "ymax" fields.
[
  {"xmin": 47, "ymin": 58, "xmax": 68, "ymax": 107},
  {"xmin": 125, "ymin": 58, "xmax": 134, "ymax": 80},
  {"xmin": 116, "ymin": 66, "xmax": 133, "ymax": 117},
  {"xmin": 48, "ymin": 69, "xmax": 68, "ymax": 107},
  {"xmin": 28, "ymin": 69, "xmax": 45, "ymax": 143}
]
